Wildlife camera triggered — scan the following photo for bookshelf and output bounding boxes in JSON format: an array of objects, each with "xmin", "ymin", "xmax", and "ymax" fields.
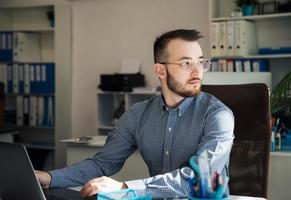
[
  {"xmin": 208, "ymin": 0, "xmax": 291, "ymax": 89},
  {"xmin": 0, "ymin": 0, "xmax": 72, "ymax": 169},
  {"xmin": 96, "ymin": 90, "xmax": 158, "ymax": 135}
]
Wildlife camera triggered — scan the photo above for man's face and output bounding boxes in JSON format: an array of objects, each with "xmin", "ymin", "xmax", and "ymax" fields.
[{"xmin": 164, "ymin": 39, "xmax": 204, "ymax": 97}]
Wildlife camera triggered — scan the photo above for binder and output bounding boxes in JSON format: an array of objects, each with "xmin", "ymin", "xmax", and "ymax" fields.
[
  {"xmin": 210, "ymin": 59, "xmax": 219, "ymax": 72},
  {"xmin": 234, "ymin": 20, "xmax": 258, "ymax": 56},
  {"xmin": 13, "ymin": 32, "xmax": 41, "ymax": 62},
  {"xmin": 29, "ymin": 96, "xmax": 37, "ymax": 127},
  {"xmin": 218, "ymin": 59, "xmax": 227, "ymax": 72},
  {"xmin": 234, "ymin": 59, "xmax": 243, "ymax": 72},
  {"xmin": 243, "ymin": 59, "xmax": 252, "ymax": 72},
  {"xmin": 39, "ymin": 63, "xmax": 55, "ymax": 93},
  {"xmin": 226, "ymin": 59, "xmax": 234, "ymax": 72},
  {"xmin": 16, "ymin": 96, "xmax": 24, "ymax": 126},
  {"xmin": 23, "ymin": 97, "xmax": 29, "ymax": 126},
  {"xmin": 18, "ymin": 64, "xmax": 24, "ymax": 94},
  {"xmin": 252, "ymin": 59, "xmax": 269, "ymax": 72},
  {"xmin": 24, "ymin": 64, "xmax": 30, "ymax": 94},
  {"xmin": 218, "ymin": 22, "xmax": 227, "ymax": 56},
  {"xmin": 226, "ymin": 21, "xmax": 235, "ymax": 56},
  {"xmin": 30, "ymin": 64, "xmax": 37, "ymax": 94},
  {"xmin": 7, "ymin": 64, "xmax": 13, "ymax": 94},
  {"xmin": 210, "ymin": 22, "xmax": 220, "ymax": 57},
  {"xmin": 0, "ymin": 63, "xmax": 7, "ymax": 93},
  {"xmin": 37, "ymin": 97, "xmax": 45, "ymax": 126},
  {"xmin": 44, "ymin": 96, "xmax": 55, "ymax": 127},
  {"xmin": 0, "ymin": 32, "xmax": 13, "ymax": 61},
  {"xmin": 13, "ymin": 64, "xmax": 19, "ymax": 94}
]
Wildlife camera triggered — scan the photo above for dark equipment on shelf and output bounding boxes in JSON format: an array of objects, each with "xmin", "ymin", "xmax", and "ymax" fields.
[{"xmin": 99, "ymin": 73, "xmax": 145, "ymax": 92}]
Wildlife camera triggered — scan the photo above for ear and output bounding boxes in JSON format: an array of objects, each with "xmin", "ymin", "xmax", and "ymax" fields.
[{"xmin": 154, "ymin": 63, "xmax": 167, "ymax": 80}]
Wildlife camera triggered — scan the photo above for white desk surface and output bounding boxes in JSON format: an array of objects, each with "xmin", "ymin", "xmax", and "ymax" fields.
[{"xmin": 69, "ymin": 187, "xmax": 266, "ymax": 200}]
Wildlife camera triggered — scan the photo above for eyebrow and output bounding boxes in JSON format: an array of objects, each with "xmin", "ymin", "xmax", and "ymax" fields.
[{"xmin": 177, "ymin": 56, "xmax": 204, "ymax": 61}]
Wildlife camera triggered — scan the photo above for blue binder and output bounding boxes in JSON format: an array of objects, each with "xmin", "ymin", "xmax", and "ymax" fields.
[
  {"xmin": 7, "ymin": 64, "xmax": 13, "ymax": 94},
  {"xmin": 18, "ymin": 64, "xmax": 25, "ymax": 94},
  {"xmin": 0, "ymin": 32, "xmax": 13, "ymax": 61}
]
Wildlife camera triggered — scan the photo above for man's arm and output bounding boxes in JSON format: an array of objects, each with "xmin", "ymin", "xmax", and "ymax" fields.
[
  {"xmin": 37, "ymin": 106, "xmax": 139, "ymax": 188},
  {"xmin": 125, "ymin": 107, "xmax": 234, "ymax": 199}
]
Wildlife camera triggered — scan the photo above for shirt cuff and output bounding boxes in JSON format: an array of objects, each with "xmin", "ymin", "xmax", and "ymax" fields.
[
  {"xmin": 49, "ymin": 169, "xmax": 65, "ymax": 188},
  {"xmin": 124, "ymin": 179, "xmax": 147, "ymax": 196}
]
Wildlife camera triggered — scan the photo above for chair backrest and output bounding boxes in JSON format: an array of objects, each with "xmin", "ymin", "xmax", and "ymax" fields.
[{"xmin": 202, "ymin": 83, "xmax": 271, "ymax": 198}]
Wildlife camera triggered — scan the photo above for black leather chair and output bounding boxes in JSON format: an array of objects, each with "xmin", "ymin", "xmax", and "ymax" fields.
[{"xmin": 202, "ymin": 83, "xmax": 271, "ymax": 198}]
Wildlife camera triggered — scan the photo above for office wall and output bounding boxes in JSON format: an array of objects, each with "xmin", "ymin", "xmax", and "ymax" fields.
[{"xmin": 71, "ymin": 0, "xmax": 210, "ymax": 137}]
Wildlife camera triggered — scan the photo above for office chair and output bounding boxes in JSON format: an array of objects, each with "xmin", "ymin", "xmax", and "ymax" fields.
[{"xmin": 202, "ymin": 83, "xmax": 271, "ymax": 198}]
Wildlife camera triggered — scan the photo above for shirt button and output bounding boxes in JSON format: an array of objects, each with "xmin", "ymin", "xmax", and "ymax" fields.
[
  {"xmin": 165, "ymin": 151, "xmax": 169, "ymax": 155},
  {"xmin": 169, "ymin": 127, "xmax": 172, "ymax": 132}
]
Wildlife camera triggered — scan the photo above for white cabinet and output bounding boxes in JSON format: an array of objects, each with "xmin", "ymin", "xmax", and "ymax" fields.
[
  {"xmin": 0, "ymin": 0, "xmax": 72, "ymax": 168},
  {"xmin": 96, "ymin": 90, "xmax": 158, "ymax": 135},
  {"xmin": 208, "ymin": 0, "xmax": 291, "ymax": 89},
  {"xmin": 66, "ymin": 143, "xmax": 149, "ymax": 181},
  {"xmin": 268, "ymin": 152, "xmax": 291, "ymax": 200}
]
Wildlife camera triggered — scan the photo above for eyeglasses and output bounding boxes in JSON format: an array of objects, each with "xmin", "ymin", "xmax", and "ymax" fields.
[{"xmin": 159, "ymin": 59, "xmax": 211, "ymax": 72}]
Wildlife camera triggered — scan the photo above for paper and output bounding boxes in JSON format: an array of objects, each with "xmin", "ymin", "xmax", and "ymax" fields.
[{"xmin": 120, "ymin": 58, "xmax": 141, "ymax": 74}]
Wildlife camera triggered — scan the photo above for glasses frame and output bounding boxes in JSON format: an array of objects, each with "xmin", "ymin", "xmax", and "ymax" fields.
[{"xmin": 159, "ymin": 59, "xmax": 211, "ymax": 72}]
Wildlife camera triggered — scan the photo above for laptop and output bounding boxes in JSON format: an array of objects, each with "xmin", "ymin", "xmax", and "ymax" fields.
[{"xmin": 0, "ymin": 142, "xmax": 96, "ymax": 200}]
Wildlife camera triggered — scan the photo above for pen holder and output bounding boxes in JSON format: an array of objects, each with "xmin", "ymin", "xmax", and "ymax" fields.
[
  {"xmin": 188, "ymin": 153, "xmax": 230, "ymax": 200},
  {"xmin": 97, "ymin": 189, "xmax": 151, "ymax": 200}
]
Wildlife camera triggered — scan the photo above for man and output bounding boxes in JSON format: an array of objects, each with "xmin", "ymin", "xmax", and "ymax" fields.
[{"xmin": 37, "ymin": 29, "xmax": 234, "ymax": 198}]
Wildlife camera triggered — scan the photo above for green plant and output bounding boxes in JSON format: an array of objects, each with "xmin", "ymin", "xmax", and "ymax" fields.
[
  {"xmin": 235, "ymin": 0, "xmax": 258, "ymax": 7},
  {"xmin": 271, "ymin": 71, "xmax": 291, "ymax": 116}
]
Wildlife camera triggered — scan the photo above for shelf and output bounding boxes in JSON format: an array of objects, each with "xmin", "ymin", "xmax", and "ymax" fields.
[
  {"xmin": 213, "ymin": 54, "xmax": 291, "ymax": 59},
  {"xmin": 0, "ymin": 61, "xmax": 55, "ymax": 64},
  {"xmin": 15, "ymin": 142, "xmax": 55, "ymax": 150},
  {"xmin": 97, "ymin": 125, "xmax": 114, "ymax": 130},
  {"xmin": 270, "ymin": 151, "xmax": 291, "ymax": 157},
  {"xmin": 211, "ymin": 12, "xmax": 291, "ymax": 22},
  {"xmin": 0, "ymin": 27, "xmax": 54, "ymax": 32}
]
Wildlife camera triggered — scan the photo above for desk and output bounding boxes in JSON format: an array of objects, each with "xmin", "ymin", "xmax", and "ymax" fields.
[
  {"xmin": 68, "ymin": 187, "xmax": 266, "ymax": 200},
  {"xmin": 0, "ymin": 127, "xmax": 18, "ymax": 143},
  {"xmin": 268, "ymin": 151, "xmax": 291, "ymax": 200},
  {"xmin": 62, "ymin": 136, "xmax": 149, "ymax": 181}
]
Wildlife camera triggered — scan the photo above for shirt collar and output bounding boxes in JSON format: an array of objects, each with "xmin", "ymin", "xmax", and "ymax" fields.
[{"xmin": 158, "ymin": 94, "xmax": 194, "ymax": 117}]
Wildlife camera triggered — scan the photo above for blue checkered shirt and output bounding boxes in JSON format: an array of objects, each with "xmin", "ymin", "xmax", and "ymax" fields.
[{"xmin": 50, "ymin": 92, "xmax": 234, "ymax": 198}]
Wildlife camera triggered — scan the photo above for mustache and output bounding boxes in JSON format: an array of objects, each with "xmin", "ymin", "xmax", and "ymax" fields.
[{"xmin": 189, "ymin": 77, "xmax": 201, "ymax": 82}]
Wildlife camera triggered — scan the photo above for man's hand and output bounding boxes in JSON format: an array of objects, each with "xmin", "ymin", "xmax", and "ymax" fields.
[
  {"xmin": 35, "ymin": 170, "xmax": 51, "ymax": 189},
  {"xmin": 80, "ymin": 176, "xmax": 128, "ymax": 197}
]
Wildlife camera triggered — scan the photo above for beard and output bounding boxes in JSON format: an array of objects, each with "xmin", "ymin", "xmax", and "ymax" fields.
[{"xmin": 166, "ymin": 69, "xmax": 201, "ymax": 97}]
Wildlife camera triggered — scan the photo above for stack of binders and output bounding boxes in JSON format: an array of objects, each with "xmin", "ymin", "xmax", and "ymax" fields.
[{"xmin": 211, "ymin": 20, "xmax": 258, "ymax": 57}]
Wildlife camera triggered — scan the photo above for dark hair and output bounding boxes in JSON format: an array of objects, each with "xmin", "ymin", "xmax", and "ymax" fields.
[{"xmin": 154, "ymin": 29, "xmax": 203, "ymax": 63}]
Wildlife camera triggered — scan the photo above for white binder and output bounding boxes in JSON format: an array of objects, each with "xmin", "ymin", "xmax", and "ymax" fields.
[
  {"xmin": 13, "ymin": 64, "xmax": 19, "ymax": 94},
  {"xmin": 24, "ymin": 64, "xmax": 30, "ymax": 94},
  {"xmin": 29, "ymin": 96, "xmax": 38, "ymax": 127},
  {"xmin": 243, "ymin": 59, "xmax": 252, "ymax": 72},
  {"xmin": 234, "ymin": 20, "xmax": 258, "ymax": 56},
  {"xmin": 16, "ymin": 96, "xmax": 24, "ymax": 126},
  {"xmin": 37, "ymin": 97, "xmax": 45, "ymax": 126},
  {"xmin": 227, "ymin": 21, "xmax": 235, "ymax": 56},
  {"xmin": 210, "ymin": 22, "xmax": 220, "ymax": 57},
  {"xmin": 13, "ymin": 32, "xmax": 41, "ymax": 62},
  {"xmin": 218, "ymin": 22, "xmax": 227, "ymax": 56},
  {"xmin": 0, "ymin": 64, "xmax": 7, "ymax": 93}
]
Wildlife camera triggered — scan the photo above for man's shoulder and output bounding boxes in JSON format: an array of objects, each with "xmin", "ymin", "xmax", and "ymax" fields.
[
  {"xmin": 128, "ymin": 94, "xmax": 160, "ymax": 114},
  {"xmin": 198, "ymin": 91, "xmax": 231, "ymax": 112}
]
